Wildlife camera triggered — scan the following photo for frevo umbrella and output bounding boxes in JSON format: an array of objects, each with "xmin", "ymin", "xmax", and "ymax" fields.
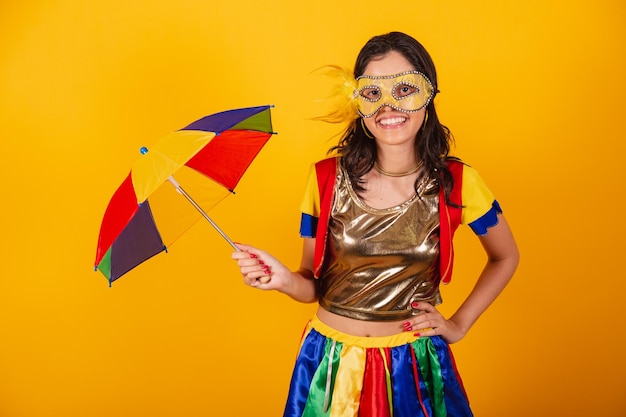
[{"xmin": 94, "ymin": 105, "xmax": 275, "ymax": 285}]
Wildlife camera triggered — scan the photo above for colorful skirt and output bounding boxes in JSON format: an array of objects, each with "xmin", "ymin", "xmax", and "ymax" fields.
[{"xmin": 283, "ymin": 316, "xmax": 473, "ymax": 417}]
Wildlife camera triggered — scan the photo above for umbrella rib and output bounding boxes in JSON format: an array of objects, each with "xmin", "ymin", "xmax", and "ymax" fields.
[{"xmin": 167, "ymin": 176, "xmax": 239, "ymax": 251}]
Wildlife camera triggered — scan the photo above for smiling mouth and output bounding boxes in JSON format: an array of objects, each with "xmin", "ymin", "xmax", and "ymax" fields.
[{"xmin": 378, "ymin": 116, "xmax": 407, "ymax": 126}]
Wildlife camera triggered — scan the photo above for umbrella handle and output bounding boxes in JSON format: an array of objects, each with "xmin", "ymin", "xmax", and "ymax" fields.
[{"xmin": 167, "ymin": 176, "xmax": 240, "ymax": 252}]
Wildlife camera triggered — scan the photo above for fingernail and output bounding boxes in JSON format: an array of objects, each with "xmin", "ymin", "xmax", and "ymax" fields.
[
  {"xmin": 414, "ymin": 332, "xmax": 421, "ymax": 337},
  {"xmin": 411, "ymin": 302, "xmax": 419, "ymax": 308},
  {"xmin": 249, "ymin": 254, "xmax": 257, "ymax": 259},
  {"xmin": 405, "ymin": 326, "xmax": 413, "ymax": 331},
  {"xmin": 258, "ymin": 260, "xmax": 265, "ymax": 265}
]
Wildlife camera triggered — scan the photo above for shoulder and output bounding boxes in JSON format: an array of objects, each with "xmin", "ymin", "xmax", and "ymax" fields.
[
  {"xmin": 448, "ymin": 159, "xmax": 499, "ymax": 227},
  {"xmin": 444, "ymin": 157, "xmax": 485, "ymax": 183},
  {"xmin": 450, "ymin": 158, "xmax": 486, "ymax": 188}
]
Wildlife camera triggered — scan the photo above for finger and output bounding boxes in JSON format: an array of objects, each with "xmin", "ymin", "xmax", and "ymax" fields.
[
  {"xmin": 243, "ymin": 273, "xmax": 256, "ymax": 286},
  {"xmin": 241, "ymin": 245, "xmax": 266, "ymax": 261},
  {"xmin": 238, "ymin": 258, "xmax": 263, "ymax": 269},
  {"xmin": 412, "ymin": 314, "xmax": 443, "ymax": 331},
  {"xmin": 236, "ymin": 252, "xmax": 269, "ymax": 271},
  {"xmin": 402, "ymin": 317, "xmax": 431, "ymax": 332},
  {"xmin": 232, "ymin": 250, "xmax": 261, "ymax": 263},
  {"xmin": 413, "ymin": 328, "xmax": 438, "ymax": 338},
  {"xmin": 244, "ymin": 271, "xmax": 264, "ymax": 286},
  {"xmin": 411, "ymin": 301, "xmax": 436, "ymax": 312},
  {"xmin": 411, "ymin": 314, "xmax": 438, "ymax": 331},
  {"xmin": 231, "ymin": 250, "xmax": 250, "ymax": 260},
  {"xmin": 236, "ymin": 259, "xmax": 254, "ymax": 270},
  {"xmin": 234, "ymin": 242, "xmax": 253, "ymax": 252},
  {"xmin": 241, "ymin": 260, "xmax": 271, "ymax": 277},
  {"xmin": 244, "ymin": 263, "xmax": 272, "ymax": 279},
  {"xmin": 404, "ymin": 321, "xmax": 435, "ymax": 335},
  {"xmin": 232, "ymin": 244, "xmax": 264, "ymax": 261}
]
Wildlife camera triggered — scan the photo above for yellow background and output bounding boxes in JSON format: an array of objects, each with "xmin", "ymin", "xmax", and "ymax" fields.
[{"xmin": 1, "ymin": 1, "xmax": 624, "ymax": 416}]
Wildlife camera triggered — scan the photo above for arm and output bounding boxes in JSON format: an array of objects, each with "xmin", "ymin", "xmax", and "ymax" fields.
[
  {"xmin": 411, "ymin": 214, "xmax": 519, "ymax": 343},
  {"xmin": 231, "ymin": 238, "xmax": 319, "ymax": 303}
]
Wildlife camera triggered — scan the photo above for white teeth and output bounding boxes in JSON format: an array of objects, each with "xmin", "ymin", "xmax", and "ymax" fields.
[{"xmin": 379, "ymin": 117, "xmax": 406, "ymax": 126}]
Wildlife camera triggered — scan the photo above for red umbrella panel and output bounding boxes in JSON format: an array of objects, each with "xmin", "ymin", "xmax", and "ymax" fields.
[{"xmin": 94, "ymin": 105, "xmax": 275, "ymax": 285}]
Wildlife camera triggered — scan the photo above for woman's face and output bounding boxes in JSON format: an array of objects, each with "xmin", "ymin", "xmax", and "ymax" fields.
[{"xmin": 361, "ymin": 50, "xmax": 426, "ymax": 148}]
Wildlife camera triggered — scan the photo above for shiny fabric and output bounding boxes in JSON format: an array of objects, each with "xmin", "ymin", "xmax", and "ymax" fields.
[
  {"xmin": 299, "ymin": 157, "xmax": 500, "ymax": 284},
  {"xmin": 319, "ymin": 163, "xmax": 442, "ymax": 321},
  {"xmin": 356, "ymin": 71, "xmax": 434, "ymax": 118},
  {"xmin": 283, "ymin": 316, "xmax": 473, "ymax": 417}
]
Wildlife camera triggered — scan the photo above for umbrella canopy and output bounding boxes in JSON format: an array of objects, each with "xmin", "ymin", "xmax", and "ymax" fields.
[{"xmin": 94, "ymin": 105, "xmax": 275, "ymax": 285}]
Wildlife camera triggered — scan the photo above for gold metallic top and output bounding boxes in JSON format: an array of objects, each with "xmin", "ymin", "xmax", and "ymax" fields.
[{"xmin": 319, "ymin": 163, "xmax": 442, "ymax": 321}]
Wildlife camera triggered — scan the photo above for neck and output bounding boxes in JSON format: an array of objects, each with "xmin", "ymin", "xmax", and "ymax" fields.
[{"xmin": 374, "ymin": 160, "xmax": 423, "ymax": 177}]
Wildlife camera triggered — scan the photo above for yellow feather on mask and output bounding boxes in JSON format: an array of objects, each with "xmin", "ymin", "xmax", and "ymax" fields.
[{"xmin": 313, "ymin": 65, "xmax": 359, "ymax": 124}]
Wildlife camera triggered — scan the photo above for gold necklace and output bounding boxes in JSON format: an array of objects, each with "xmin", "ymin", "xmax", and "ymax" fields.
[{"xmin": 374, "ymin": 160, "xmax": 423, "ymax": 177}]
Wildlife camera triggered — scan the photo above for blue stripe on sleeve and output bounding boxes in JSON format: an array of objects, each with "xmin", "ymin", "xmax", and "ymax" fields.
[
  {"xmin": 299, "ymin": 213, "xmax": 318, "ymax": 238},
  {"xmin": 468, "ymin": 200, "xmax": 502, "ymax": 236}
]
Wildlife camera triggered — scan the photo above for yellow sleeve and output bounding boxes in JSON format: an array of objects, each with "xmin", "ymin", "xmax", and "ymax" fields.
[
  {"xmin": 461, "ymin": 164, "xmax": 496, "ymax": 225},
  {"xmin": 299, "ymin": 163, "xmax": 320, "ymax": 218},
  {"xmin": 298, "ymin": 163, "xmax": 321, "ymax": 237}
]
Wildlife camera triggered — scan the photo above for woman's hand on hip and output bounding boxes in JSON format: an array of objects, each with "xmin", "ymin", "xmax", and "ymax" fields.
[{"xmin": 404, "ymin": 302, "xmax": 467, "ymax": 344}]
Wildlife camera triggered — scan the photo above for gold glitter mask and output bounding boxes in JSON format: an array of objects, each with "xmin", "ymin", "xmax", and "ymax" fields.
[{"xmin": 356, "ymin": 71, "xmax": 434, "ymax": 118}]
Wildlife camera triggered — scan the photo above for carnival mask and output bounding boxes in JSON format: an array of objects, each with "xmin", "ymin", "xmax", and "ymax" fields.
[{"xmin": 355, "ymin": 71, "xmax": 434, "ymax": 118}]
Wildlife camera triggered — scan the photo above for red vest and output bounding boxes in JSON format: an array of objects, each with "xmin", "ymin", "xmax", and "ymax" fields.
[{"xmin": 312, "ymin": 157, "xmax": 463, "ymax": 284}]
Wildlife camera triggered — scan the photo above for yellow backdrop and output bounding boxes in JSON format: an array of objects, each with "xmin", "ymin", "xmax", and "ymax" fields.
[{"xmin": 1, "ymin": 1, "xmax": 624, "ymax": 416}]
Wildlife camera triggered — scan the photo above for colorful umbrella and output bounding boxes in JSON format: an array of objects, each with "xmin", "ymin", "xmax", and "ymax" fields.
[{"xmin": 94, "ymin": 105, "xmax": 275, "ymax": 285}]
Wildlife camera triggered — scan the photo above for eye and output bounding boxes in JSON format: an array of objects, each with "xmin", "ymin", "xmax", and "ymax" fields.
[
  {"xmin": 360, "ymin": 87, "xmax": 381, "ymax": 101},
  {"xmin": 394, "ymin": 83, "xmax": 418, "ymax": 98}
]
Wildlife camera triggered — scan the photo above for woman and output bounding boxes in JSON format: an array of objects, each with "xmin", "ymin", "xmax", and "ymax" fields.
[{"xmin": 232, "ymin": 31, "xmax": 519, "ymax": 417}]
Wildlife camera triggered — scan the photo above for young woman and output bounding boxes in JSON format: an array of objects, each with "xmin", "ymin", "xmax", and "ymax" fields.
[{"xmin": 232, "ymin": 31, "xmax": 519, "ymax": 417}]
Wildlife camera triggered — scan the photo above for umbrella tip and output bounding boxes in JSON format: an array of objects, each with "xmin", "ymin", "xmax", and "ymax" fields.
[{"xmin": 140, "ymin": 147, "xmax": 149, "ymax": 155}]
